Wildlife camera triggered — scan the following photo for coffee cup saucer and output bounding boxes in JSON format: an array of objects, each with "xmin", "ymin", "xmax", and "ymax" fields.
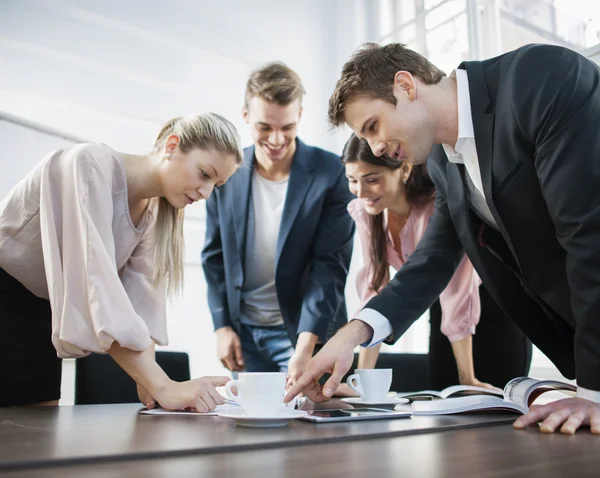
[
  {"xmin": 217, "ymin": 408, "xmax": 308, "ymax": 427},
  {"xmin": 340, "ymin": 396, "xmax": 410, "ymax": 407}
]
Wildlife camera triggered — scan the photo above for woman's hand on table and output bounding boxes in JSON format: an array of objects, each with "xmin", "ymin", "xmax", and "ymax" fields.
[{"xmin": 154, "ymin": 376, "xmax": 231, "ymax": 412}]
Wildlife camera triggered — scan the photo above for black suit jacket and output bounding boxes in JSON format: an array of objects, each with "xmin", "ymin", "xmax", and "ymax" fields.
[
  {"xmin": 202, "ymin": 138, "xmax": 355, "ymax": 345},
  {"xmin": 366, "ymin": 44, "xmax": 600, "ymax": 390}
]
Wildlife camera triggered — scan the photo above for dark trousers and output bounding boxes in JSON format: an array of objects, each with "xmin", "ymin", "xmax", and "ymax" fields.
[
  {"xmin": 428, "ymin": 283, "xmax": 532, "ymax": 390},
  {"xmin": 0, "ymin": 267, "xmax": 62, "ymax": 406}
]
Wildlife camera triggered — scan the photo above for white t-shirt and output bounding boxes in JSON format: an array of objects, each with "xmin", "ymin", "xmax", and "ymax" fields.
[{"xmin": 240, "ymin": 170, "xmax": 289, "ymax": 326}]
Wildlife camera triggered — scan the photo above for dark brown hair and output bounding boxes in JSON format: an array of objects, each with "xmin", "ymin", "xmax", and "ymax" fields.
[
  {"xmin": 245, "ymin": 61, "xmax": 306, "ymax": 107},
  {"xmin": 342, "ymin": 134, "xmax": 435, "ymax": 291},
  {"xmin": 329, "ymin": 43, "xmax": 446, "ymax": 127}
]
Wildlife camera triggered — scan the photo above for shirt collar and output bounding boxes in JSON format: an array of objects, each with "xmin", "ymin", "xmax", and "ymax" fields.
[{"xmin": 442, "ymin": 68, "xmax": 475, "ymax": 164}]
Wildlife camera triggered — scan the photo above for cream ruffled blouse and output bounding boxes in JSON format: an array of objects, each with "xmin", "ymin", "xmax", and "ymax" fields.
[{"xmin": 0, "ymin": 143, "xmax": 167, "ymax": 358}]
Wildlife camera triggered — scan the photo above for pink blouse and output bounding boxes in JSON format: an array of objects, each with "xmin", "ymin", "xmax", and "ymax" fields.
[{"xmin": 349, "ymin": 198, "xmax": 481, "ymax": 342}]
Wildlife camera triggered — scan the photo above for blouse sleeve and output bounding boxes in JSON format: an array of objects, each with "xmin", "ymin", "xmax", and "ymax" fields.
[
  {"xmin": 348, "ymin": 200, "xmax": 390, "ymax": 315},
  {"xmin": 438, "ymin": 255, "xmax": 482, "ymax": 343},
  {"xmin": 39, "ymin": 148, "xmax": 159, "ymax": 358}
]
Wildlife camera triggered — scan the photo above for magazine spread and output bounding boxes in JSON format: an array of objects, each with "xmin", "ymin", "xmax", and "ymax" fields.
[
  {"xmin": 396, "ymin": 384, "xmax": 504, "ymax": 400},
  {"xmin": 411, "ymin": 377, "xmax": 577, "ymax": 415}
]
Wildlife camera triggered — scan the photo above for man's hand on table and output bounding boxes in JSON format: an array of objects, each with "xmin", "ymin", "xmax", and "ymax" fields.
[
  {"xmin": 513, "ymin": 397, "xmax": 600, "ymax": 434},
  {"xmin": 284, "ymin": 320, "xmax": 372, "ymax": 403}
]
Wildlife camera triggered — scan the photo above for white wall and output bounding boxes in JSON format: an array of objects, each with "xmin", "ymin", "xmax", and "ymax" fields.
[
  {"xmin": 0, "ymin": 0, "xmax": 371, "ymax": 153},
  {"xmin": 0, "ymin": 113, "xmax": 82, "ymax": 198},
  {"xmin": 584, "ymin": 42, "xmax": 600, "ymax": 64}
]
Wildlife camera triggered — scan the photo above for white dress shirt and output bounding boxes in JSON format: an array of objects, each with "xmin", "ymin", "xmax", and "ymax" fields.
[{"xmin": 353, "ymin": 69, "xmax": 600, "ymax": 402}]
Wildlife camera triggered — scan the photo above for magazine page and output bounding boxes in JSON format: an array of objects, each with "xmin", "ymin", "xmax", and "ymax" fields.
[
  {"xmin": 411, "ymin": 395, "xmax": 525, "ymax": 415},
  {"xmin": 396, "ymin": 390, "xmax": 443, "ymax": 399},
  {"xmin": 396, "ymin": 384, "xmax": 504, "ymax": 400},
  {"xmin": 503, "ymin": 377, "xmax": 577, "ymax": 409},
  {"xmin": 440, "ymin": 384, "xmax": 504, "ymax": 399}
]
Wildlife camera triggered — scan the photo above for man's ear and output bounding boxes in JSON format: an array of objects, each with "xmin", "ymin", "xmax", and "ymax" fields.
[
  {"xmin": 242, "ymin": 106, "xmax": 250, "ymax": 124},
  {"xmin": 393, "ymin": 71, "xmax": 417, "ymax": 101}
]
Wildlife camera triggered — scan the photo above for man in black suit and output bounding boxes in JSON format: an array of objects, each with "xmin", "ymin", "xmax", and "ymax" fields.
[{"xmin": 286, "ymin": 43, "xmax": 600, "ymax": 435}]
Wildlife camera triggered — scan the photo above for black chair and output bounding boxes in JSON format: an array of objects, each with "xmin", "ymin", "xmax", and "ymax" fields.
[
  {"xmin": 340, "ymin": 352, "xmax": 430, "ymax": 393},
  {"xmin": 375, "ymin": 352, "xmax": 430, "ymax": 392},
  {"xmin": 74, "ymin": 351, "xmax": 191, "ymax": 405}
]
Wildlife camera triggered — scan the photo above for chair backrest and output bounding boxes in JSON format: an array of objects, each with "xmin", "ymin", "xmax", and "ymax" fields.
[
  {"xmin": 339, "ymin": 352, "xmax": 430, "ymax": 393},
  {"xmin": 74, "ymin": 351, "xmax": 191, "ymax": 405},
  {"xmin": 375, "ymin": 352, "xmax": 430, "ymax": 392}
]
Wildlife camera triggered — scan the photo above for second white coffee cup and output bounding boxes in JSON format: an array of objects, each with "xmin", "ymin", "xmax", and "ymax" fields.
[
  {"xmin": 225, "ymin": 372, "xmax": 286, "ymax": 417},
  {"xmin": 346, "ymin": 368, "xmax": 393, "ymax": 401}
]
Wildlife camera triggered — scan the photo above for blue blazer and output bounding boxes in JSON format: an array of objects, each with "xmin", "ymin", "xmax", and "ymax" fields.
[{"xmin": 202, "ymin": 138, "xmax": 355, "ymax": 345}]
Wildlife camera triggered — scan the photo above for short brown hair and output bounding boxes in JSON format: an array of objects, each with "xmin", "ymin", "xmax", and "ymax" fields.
[
  {"xmin": 328, "ymin": 43, "xmax": 446, "ymax": 127},
  {"xmin": 245, "ymin": 61, "xmax": 306, "ymax": 107}
]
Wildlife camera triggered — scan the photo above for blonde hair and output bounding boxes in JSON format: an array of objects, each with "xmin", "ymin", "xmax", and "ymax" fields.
[
  {"xmin": 152, "ymin": 113, "xmax": 242, "ymax": 295},
  {"xmin": 245, "ymin": 61, "xmax": 306, "ymax": 107}
]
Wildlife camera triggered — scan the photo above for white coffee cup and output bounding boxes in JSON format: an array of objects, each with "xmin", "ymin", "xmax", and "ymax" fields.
[
  {"xmin": 225, "ymin": 372, "xmax": 286, "ymax": 417},
  {"xmin": 346, "ymin": 368, "xmax": 393, "ymax": 401}
]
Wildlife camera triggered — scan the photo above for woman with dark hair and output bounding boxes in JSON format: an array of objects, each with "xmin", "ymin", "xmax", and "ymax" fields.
[{"xmin": 337, "ymin": 134, "xmax": 531, "ymax": 394}]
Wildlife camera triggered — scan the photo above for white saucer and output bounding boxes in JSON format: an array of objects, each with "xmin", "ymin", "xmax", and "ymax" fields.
[
  {"xmin": 340, "ymin": 397, "xmax": 410, "ymax": 406},
  {"xmin": 217, "ymin": 408, "xmax": 308, "ymax": 427}
]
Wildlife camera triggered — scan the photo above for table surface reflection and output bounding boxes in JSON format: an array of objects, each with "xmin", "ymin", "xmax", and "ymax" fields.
[
  {"xmin": 1, "ymin": 422, "xmax": 598, "ymax": 478},
  {"xmin": 0, "ymin": 401, "xmax": 517, "ymax": 471}
]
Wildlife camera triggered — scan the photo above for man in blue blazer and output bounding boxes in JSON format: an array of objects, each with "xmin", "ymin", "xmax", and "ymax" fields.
[
  {"xmin": 202, "ymin": 62, "xmax": 354, "ymax": 385},
  {"xmin": 287, "ymin": 43, "xmax": 600, "ymax": 435}
]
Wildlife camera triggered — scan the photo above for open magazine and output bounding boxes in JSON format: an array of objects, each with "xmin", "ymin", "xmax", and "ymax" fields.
[
  {"xmin": 396, "ymin": 384, "xmax": 504, "ymax": 400},
  {"xmin": 411, "ymin": 377, "xmax": 577, "ymax": 415}
]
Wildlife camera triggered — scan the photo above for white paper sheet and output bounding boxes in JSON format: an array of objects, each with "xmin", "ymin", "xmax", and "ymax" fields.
[{"xmin": 140, "ymin": 403, "xmax": 240, "ymax": 416}]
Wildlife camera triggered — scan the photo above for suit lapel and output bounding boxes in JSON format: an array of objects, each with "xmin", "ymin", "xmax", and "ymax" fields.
[
  {"xmin": 232, "ymin": 147, "xmax": 254, "ymax": 261},
  {"xmin": 444, "ymin": 151, "xmax": 470, "ymax": 227},
  {"xmin": 276, "ymin": 139, "xmax": 315, "ymax": 266},
  {"xmin": 436, "ymin": 143, "xmax": 475, "ymax": 248},
  {"xmin": 461, "ymin": 61, "xmax": 520, "ymax": 264}
]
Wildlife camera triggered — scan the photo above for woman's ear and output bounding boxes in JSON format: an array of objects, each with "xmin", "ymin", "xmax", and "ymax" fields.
[
  {"xmin": 164, "ymin": 134, "xmax": 181, "ymax": 156},
  {"xmin": 401, "ymin": 161, "xmax": 413, "ymax": 184}
]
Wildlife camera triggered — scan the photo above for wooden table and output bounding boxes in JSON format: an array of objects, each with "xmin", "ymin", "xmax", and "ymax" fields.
[
  {"xmin": 1, "ymin": 423, "xmax": 598, "ymax": 477},
  {"xmin": 0, "ymin": 402, "xmax": 516, "ymax": 472}
]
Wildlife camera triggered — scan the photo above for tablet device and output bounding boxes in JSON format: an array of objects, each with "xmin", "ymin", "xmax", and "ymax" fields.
[{"xmin": 298, "ymin": 407, "xmax": 412, "ymax": 423}]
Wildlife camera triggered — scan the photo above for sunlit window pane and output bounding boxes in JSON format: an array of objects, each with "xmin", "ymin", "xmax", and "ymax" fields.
[
  {"xmin": 379, "ymin": 0, "xmax": 397, "ymax": 39},
  {"xmin": 398, "ymin": 22, "xmax": 417, "ymax": 43},
  {"xmin": 427, "ymin": 12, "xmax": 469, "ymax": 73},
  {"xmin": 426, "ymin": 0, "xmax": 466, "ymax": 31},
  {"xmin": 396, "ymin": 0, "xmax": 417, "ymax": 24}
]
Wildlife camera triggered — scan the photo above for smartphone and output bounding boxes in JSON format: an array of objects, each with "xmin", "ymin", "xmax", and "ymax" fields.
[{"xmin": 298, "ymin": 407, "xmax": 412, "ymax": 423}]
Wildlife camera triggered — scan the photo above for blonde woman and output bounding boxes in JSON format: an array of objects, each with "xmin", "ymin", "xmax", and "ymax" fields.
[{"xmin": 0, "ymin": 113, "xmax": 242, "ymax": 410}]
